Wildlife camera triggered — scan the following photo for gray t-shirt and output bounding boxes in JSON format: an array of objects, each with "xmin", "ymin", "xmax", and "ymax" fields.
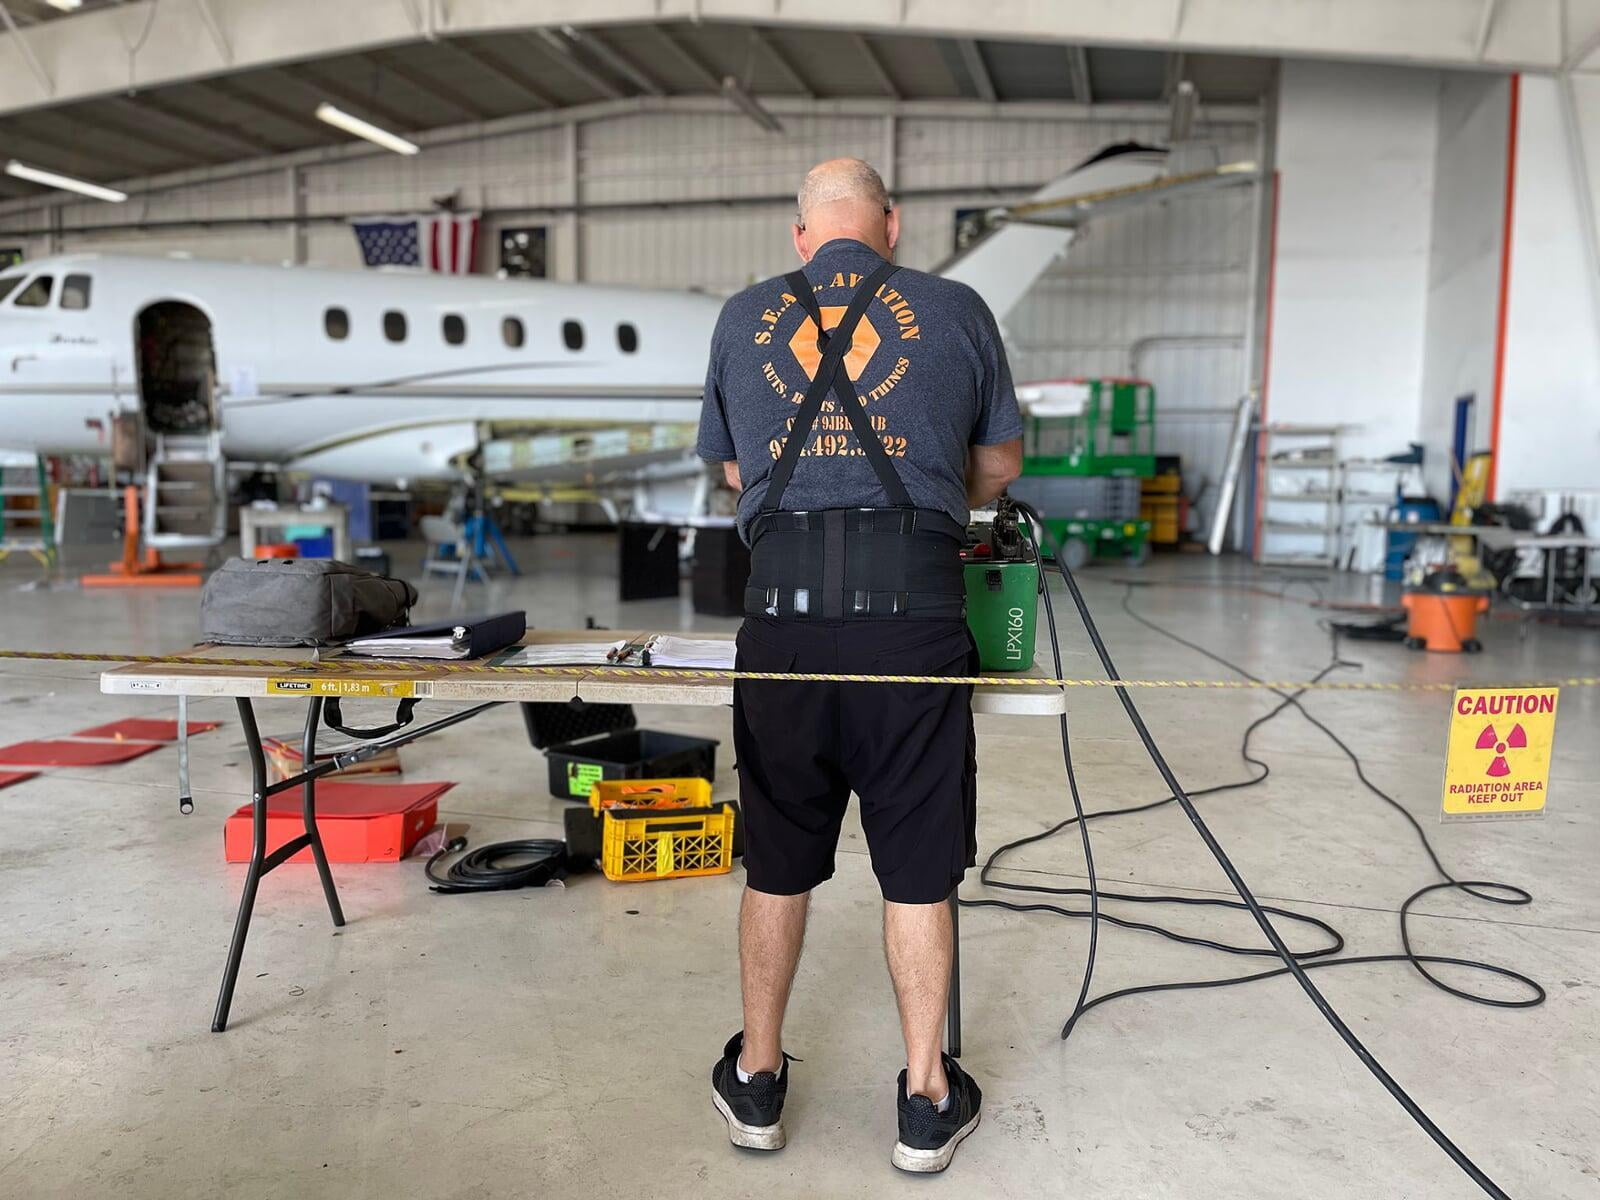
[{"xmin": 697, "ymin": 238, "xmax": 1021, "ymax": 542}]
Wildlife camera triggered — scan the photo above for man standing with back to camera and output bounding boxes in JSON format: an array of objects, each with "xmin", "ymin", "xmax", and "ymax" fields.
[{"xmin": 697, "ymin": 157, "xmax": 1023, "ymax": 1173}]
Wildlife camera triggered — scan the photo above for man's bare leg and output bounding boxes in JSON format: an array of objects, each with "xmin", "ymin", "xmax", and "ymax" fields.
[
  {"xmin": 884, "ymin": 897, "xmax": 953, "ymax": 1100},
  {"xmin": 740, "ymin": 886, "xmax": 810, "ymax": 1072}
]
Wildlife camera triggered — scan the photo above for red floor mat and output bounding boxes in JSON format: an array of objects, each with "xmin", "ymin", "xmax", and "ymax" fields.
[
  {"xmin": 0, "ymin": 770, "xmax": 37, "ymax": 789},
  {"xmin": 73, "ymin": 718, "xmax": 221, "ymax": 742},
  {"xmin": 0, "ymin": 740, "xmax": 165, "ymax": 767}
]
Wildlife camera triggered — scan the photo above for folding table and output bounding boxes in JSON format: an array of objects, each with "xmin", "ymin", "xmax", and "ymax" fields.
[{"xmin": 102, "ymin": 631, "xmax": 1067, "ymax": 1050}]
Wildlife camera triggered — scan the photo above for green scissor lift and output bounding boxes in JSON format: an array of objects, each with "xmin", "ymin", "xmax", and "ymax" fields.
[{"xmin": 1011, "ymin": 377, "xmax": 1156, "ymax": 569}]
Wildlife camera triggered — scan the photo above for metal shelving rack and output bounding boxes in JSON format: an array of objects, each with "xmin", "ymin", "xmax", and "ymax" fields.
[{"xmin": 1254, "ymin": 424, "xmax": 1341, "ymax": 567}]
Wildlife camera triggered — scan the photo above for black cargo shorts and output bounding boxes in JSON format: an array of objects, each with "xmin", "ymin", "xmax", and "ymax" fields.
[{"xmin": 732, "ymin": 616, "xmax": 978, "ymax": 905}]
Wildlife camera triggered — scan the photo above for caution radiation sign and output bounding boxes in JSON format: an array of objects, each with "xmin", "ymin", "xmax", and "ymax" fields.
[{"xmin": 1441, "ymin": 687, "xmax": 1560, "ymax": 821}]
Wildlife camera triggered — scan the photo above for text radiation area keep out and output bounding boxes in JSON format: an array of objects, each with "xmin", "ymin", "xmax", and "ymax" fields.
[{"xmin": 1440, "ymin": 687, "xmax": 1561, "ymax": 822}]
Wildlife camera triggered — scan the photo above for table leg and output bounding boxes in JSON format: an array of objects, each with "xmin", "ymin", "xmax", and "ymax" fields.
[
  {"xmin": 945, "ymin": 890, "xmax": 962, "ymax": 1059},
  {"xmin": 209, "ymin": 697, "xmax": 497, "ymax": 1031},
  {"xmin": 213, "ymin": 697, "xmax": 272, "ymax": 1032},
  {"xmin": 301, "ymin": 697, "xmax": 345, "ymax": 928}
]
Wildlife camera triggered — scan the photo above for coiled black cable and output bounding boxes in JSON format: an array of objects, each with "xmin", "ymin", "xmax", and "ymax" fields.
[
  {"xmin": 425, "ymin": 836, "xmax": 568, "ymax": 894},
  {"xmin": 992, "ymin": 501, "xmax": 1523, "ymax": 1200}
]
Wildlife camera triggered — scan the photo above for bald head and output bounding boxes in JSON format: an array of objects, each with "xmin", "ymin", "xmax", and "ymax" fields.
[{"xmin": 793, "ymin": 157, "xmax": 899, "ymax": 263}]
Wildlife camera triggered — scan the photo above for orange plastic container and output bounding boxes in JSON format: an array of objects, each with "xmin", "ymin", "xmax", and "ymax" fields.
[
  {"xmin": 588, "ymin": 777, "xmax": 712, "ymax": 814},
  {"xmin": 1401, "ymin": 590, "xmax": 1488, "ymax": 652},
  {"xmin": 255, "ymin": 543, "xmax": 299, "ymax": 559}
]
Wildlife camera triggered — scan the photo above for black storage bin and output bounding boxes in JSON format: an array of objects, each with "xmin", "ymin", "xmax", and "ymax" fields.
[
  {"xmin": 619, "ymin": 522, "xmax": 681, "ymax": 601},
  {"xmin": 692, "ymin": 525, "xmax": 751, "ymax": 618},
  {"xmin": 546, "ymin": 729, "xmax": 719, "ymax": 800},
  {"xmin": 521, "ymin": 701, "xmax": 636, "ymax": 750}
]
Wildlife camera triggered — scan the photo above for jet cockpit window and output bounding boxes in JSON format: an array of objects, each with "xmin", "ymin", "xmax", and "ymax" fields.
[
  {"xmin": 0, "ymin": 275, "xmax": 21, "ymax": 304},
  {"xmin": 503, "ymin": 317, "xmax": 525, "ymax": 349},
  {"xmin": 61, "ymin": 275, "xmax": 92, "ymax": 310},
  {"xmin": 562, "ymin": 319, "xmax": 584, "ymax": 351},
  {"xmin": 14, "ymin": 275, "xmax": 53, "ymax": 307},
  {"xmin": 442, "ymin": 314, "xmax": 466, "ymax": 346},
  {"xmin": 383, "ymin": 311, "xmax": 407, "ymax": 342},
  {"xmin": 325, "ymin": 307, "xmax": 350, "ymax": 340},
  {"xmin": 617, "ymin": 322, "xmax": 639, "ymax": 354}
]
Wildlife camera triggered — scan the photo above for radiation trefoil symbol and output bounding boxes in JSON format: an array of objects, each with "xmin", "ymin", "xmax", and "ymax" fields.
[{"xmin": 1475, "ymin": 722, "xmax": 1527, "ymax": 778}]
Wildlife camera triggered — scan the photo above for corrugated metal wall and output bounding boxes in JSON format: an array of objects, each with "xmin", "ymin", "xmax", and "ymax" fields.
[{"xmin": 11, "ymin": 104, "xmax": 1261, "ymax": 524}]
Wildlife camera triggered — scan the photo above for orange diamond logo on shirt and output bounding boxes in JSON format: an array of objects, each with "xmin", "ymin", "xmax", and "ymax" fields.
[{"xmin": 788, "ymin": 306, "xmax": 882, "ymax": 383}]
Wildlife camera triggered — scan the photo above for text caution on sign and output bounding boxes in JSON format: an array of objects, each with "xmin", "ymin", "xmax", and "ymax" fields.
[{"xmin": 1441, "ymin": 687, "xmax": 1559, "ymax": 821}]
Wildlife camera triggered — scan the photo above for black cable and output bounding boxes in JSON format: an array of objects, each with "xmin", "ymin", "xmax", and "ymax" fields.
[
  {"xmin": 425, "ymin": 835, "xmax": 568, "ymax": 894},
  {"xmin": 1122, "ymin": 589, "xmax": 1540, "ymax": 1009},
  {"xmin": 1011, "ymin": 507, "xmax": 1101, "ymax": 1039},
  {"xmin": 999, "ymin": 503, "xmax": 1519, "ymax": 1200}
]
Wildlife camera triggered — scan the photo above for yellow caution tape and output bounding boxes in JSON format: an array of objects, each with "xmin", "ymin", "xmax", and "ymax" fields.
[{"xmin": 1, "ymin": 648, "xmax": 1596, "ymax": 694}]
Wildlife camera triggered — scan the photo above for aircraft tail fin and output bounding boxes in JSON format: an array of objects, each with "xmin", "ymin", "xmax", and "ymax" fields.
[{"xmin": 933, "ymin": 143, "xmax": 1169, "ymax": 322}]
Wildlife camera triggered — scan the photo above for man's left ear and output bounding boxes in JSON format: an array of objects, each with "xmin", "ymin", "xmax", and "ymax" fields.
[{"xmin": 885, "ymin": 207, "xmax": 900, "ymax": 254}]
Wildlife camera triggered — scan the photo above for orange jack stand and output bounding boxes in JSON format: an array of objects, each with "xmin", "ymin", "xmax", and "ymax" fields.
[{"xmin": 81, "ymin": 485, "xmax": 205, "ymax": 588}]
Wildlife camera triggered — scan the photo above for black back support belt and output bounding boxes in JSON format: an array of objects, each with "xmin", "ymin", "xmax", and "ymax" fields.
[{"xmin": 746, "ymin": 262, "xmax": 965, "ymax": 620}]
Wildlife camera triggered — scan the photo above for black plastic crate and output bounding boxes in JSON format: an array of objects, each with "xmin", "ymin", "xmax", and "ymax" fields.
[
  {"xmin": 520, "ymin": 701, "xmax": 636, "ymax": 750},
  {"xmin": 546, "ymin": 728, "xmax": 718, "ymax": 801},
  {"xmin": 692, "ymin": 526, "xmax": 751, "ymax": 617},
  {"xmin": 619, "ymin": 522, "xmax": 681, "ymax": 601}
]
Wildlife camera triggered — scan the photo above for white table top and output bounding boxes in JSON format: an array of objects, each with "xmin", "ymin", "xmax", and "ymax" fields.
[{"xmin": 100, "ymin": 630, "xmax": 1068, "ymax": 717}]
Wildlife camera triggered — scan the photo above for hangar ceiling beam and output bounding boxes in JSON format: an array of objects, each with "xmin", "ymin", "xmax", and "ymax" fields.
[
  {"xmin": 650, "ymin": 25, "xmax": 722, "ymax": 92},
  {"xmin": 751, "ymin": 28, "xmax": 815, "ymax": 97},
  {"xmin": 369, "ymin": 48, "xmax": 498, "ymax": 120},
  {"xmin": 441, "ymin": 39, "xmax": 558, "ymax": 109},
  {"xmin": 568, "ymin": 27, "xmax": 667, "ymax": 97},
  {"xmin": 854, "ymin": 34, "xmax": 899, "ymax": 99},
  {"xmin": 957, "ymin": 39, "xmax": 997, "ymax": 102},
  {"xmin": 200, "ymin": 77, "xmax": 333, "ymax": 136},
  {"xmin": 530, "ymin": 28, "xmax": 627, "ymax": 99},
  {"xmin": 282, "ymin": 64, "xmax": 418, "ymax": 132},
  {"xmin": 0, "ymin": 2, "xmax": 51, "ymax": 98},
  {"xmin": 1066, "ymin": 46, "xmax": 1092, "ymax": 104},
  {"xmin": 0, "ymin": 0, "xmax": 1588, "ymax": 123}
]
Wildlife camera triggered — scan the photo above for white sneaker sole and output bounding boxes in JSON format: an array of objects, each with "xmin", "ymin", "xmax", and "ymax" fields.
[
  {"xmin": 891, "ymin": 1110, "xmax": 981, "ymax": 1173},
  {"xmin": 713, "ymin": 1086, "xmax": 786, "ymax": 1151}
]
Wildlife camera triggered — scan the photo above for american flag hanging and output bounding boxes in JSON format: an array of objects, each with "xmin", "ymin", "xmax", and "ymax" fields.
[{"xmin": 351, "ymin": 211, "xmax": 480, "ymax": 274}]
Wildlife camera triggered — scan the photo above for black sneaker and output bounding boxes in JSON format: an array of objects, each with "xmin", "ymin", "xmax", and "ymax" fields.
[
  {"xmin": 892, "ymin": 1053, "xmax": 982, "ymax": 1173},
  {"xmin": 711, "ymin": 1031, "xmax": 790, "ymax": 1151}
]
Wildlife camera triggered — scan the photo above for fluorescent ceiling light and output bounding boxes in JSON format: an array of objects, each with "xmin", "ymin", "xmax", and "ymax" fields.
[
  {"xmin": 5, "ymin": 160, "xmax": 126, "ymax": 202},
  {"xmin": 45, "ymin": 0, "xmax": 84, "ymax": 10},
  {"xmin": 721, "ymin": 76, "xmax": 783, "ymax": 134},
  {"xmin": 315, "ymin": 103, "xmax": 420, "ymax": 156}
]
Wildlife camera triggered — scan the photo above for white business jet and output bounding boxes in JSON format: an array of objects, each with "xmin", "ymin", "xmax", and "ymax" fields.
[{"xmin": 0, "ymin": 145, "xmax": 1207, "ymax": 487}]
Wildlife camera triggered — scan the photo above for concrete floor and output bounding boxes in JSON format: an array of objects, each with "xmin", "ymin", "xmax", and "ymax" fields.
[{"xmin": 0, "ymin": 537, "xmax": 1595, "ymax": 1199}]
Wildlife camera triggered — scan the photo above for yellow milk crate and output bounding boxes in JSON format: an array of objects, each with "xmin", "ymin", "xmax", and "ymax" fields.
[{"xmin": 601, "ymin": 803, "xmax": 736, "ymax": 882}]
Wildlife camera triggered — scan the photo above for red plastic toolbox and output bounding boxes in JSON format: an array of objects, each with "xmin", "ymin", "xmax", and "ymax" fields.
[{"xmin": 224, "ymin": 781, "xmax": 453, "ymax": 864}]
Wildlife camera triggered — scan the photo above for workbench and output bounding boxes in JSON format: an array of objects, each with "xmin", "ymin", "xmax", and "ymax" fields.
[
  {"xmin": 1369, "ymin": 520, "xmax": 1599, "ymax": 613},
  {"xmin": 102, "ymin": 630, "xmax": 1067, "ymax": 1050}
]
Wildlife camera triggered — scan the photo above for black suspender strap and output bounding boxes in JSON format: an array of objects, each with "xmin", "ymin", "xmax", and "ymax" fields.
[{"xmin": 762, "ymin": 260, "xmax": 914, "ymax": 513}]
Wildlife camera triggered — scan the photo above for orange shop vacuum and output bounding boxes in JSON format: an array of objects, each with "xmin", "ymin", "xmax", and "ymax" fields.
[{"xmin": 1401, "ymin": 568, "xmax": 1488, "ymax": 653}]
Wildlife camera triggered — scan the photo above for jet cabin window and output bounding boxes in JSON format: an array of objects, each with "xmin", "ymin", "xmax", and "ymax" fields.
[
  {"xmin": 503, "ymin": 317, "xmax": 525, "ymax": 349},
  {"xmin": 325, "ymin": 307, "xmax": 349, "ymax": 340},
  {"xmin": 384, "ymin": 311, "xmax": 407, "ymax": 342},
  {"xmin": 562, "ymin": 320, "xmax": 583, "ymax": 351},
  {"xmin": 61, "ymin": 274, "xmax": 92, "ymax": 310},
  {"xmin": 442, "ymin": 314, "xmax": 466, "ymax": 346},
  {"xmin": 14, "ymin": 275, "xmax": 53, "ymax": 307},
  {"xmin": 617, "ymin": 322, "xmax": 639, "ymax": 354}
]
